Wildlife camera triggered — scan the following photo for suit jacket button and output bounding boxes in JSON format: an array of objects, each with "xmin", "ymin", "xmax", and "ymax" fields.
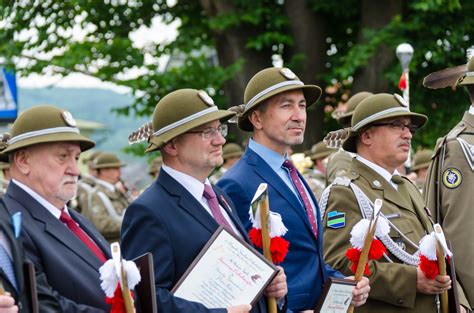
[
  {"xmin": 397, "ymin": 299, "xmax": 404, "ymax": 305},
  {"xmin": 18, "ymin": 301, "xmax": 23, "ymax": 310}
]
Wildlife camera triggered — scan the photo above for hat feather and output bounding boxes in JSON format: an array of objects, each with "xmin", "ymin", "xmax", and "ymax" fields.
[
  {"xmin": 323, "ymin": 128, "xmax": 350, "ymax": 149},
  {"xmin": 227, "ymin": 104, "xmax": 246, "ymax": 124},
  {"xmin": 128, "ymin": 121, "xmax": 153, "ymax": 144}
]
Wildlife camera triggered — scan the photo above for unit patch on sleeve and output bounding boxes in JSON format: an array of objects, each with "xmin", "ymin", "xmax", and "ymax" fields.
[
  {"xmin": 442, "ymin": 168, "xmax": 462, "ymax": 189},
  {"xmin": 327, "ymin": 211, "xmax": 346, "ymax": 229}
]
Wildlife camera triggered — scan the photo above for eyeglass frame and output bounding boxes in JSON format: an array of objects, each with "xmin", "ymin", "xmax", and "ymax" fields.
[
  {"xmin": 187, "ymin": 124, "xmax": 228, "ymax": 140},
  {"xmin": 370, "ymin": 120, "xmax": 419, "ymax": 135}
]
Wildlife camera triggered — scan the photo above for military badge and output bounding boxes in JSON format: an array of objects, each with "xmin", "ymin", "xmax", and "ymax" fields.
[
  {"xmin": 372, "ymin": 180, "xmax": 381, "ymax": 188},
  {"xmin": 61, "ymin": 111, "xmax": 77, "ymax": 127},
  {"xmin": 327, "ymin": 211, "xmax": 346, "ymax": 229},
  {"xmin": 197, "ymin": 90, "xmax": 214, "ymax": 106},
  {"xmin": 280, "ymin": 67, "xmax": 296, "ymax": 80},
  {"xmin": 442, "ymin": 167, "xmax": 462, "ymax": 188},
  {"xmin": 393, "ymin": 93, "xmax": 408, "ymax": 108}
]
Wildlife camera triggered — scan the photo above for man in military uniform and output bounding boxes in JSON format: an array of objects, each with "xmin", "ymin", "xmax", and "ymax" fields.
[
  {"xmin": 320, "ymin": 93, "xmax": 469, "ymax": 312},
  {"xmin": 326, "ymin": 92, "xmax": 373, "ymax": 184},
  {"xmin": 0, "ymin": 162, "xmax": 11, "ymax": 196},
  {"xmin": 409, "ymin": 149, "xmax": 433, "ymax": 192},
  {"xmin": 302, "ymin": 141, "xmax": 336, "ymax": 200},
  {"xmin": 148, "ymin": 156, "xmax": 162, "ymax": 179},
  {"xmin": 86, "ymin": 152, "xmax": 130, "ymax": 243},
  {"xmin": 72, "ymin": 150, "xmax": 102, "ymax": 213},
  {"xmin": 424, "ymin": 56, "xmax": 474, "ymax": 309},
  {"xmin": 209, "ymin": 142, "xmax": 244, "ymax": 184}
]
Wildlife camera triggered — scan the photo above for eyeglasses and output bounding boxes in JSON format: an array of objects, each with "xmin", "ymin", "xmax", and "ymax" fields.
[
  {"xmin": 187, "ymin": 124, "xmax": 228, "ymax": 141},
  {"xmin": 371, "ymin": 121, "xmax": 418, "ymax": 135}
]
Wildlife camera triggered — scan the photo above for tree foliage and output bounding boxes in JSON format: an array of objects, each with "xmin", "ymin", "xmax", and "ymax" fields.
[{"xmin": 1, "ymin": 0, "xmax": 474, "ymax": 151}]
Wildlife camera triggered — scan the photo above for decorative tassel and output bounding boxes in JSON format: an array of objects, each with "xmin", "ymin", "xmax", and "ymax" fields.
[
  {"xmin": 100, "ymin": 260, "xmax": 119, "ymax": 298},
  {"xmin": 419, "ymin": 233, "xmax": 438, "ymax": 261},
  {"xmin": 368, "ymin": 239, "xmax": 386, "ymax": 260},
  {"xmin": 248, "ymin": 228, "xmax": 263, "ymax": 248},
  {"xmin": 349, "ymin": 219, "xmax": 371, "ymax": 249},
  {"xmin": 128, "ymin": 121, "xmax": 153, "ymax": 144},
  {"xmin": 227, "ymin": 104, "xmax": 246, "ymax": 124},
  {"xmin": 106, "ymin": 283, "xmax": 135, "ymax": 313},
  {"xmin": 270, "ymin": 236, "xmax": 289, "ymax": 264},
  {"xmin": 419, "ymin": 255, "xmax": 439, "ymax": 279}
]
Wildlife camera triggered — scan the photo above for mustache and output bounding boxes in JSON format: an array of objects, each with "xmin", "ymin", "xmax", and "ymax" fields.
[
  {"xmin": 397, "ymin": 140, "xmax": 411, "ymax": 147},
  {"xmin": 287, "ymin": 122, "xmax": 305, "ymax": 129},
  {"xmin": 61, "ymin": 175, "xmax": 78, "ymax": 184}
]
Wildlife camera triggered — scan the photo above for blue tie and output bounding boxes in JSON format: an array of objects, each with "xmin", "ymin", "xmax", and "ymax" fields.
[{"xmin": 0, "ymin": 241, "xmax": 17, "ymax": 291}]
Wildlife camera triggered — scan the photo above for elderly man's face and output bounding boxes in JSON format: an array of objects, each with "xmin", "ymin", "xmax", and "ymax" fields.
[{"xmin": 20, "ymin": 142, "xmax": 81, "ymax": 209}]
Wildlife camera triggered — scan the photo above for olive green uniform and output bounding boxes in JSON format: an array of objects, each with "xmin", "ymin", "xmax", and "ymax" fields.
[
  {"xmin": 321, "ymin": 158, "xmax": 437, "ymax": 313},
  {"xmin": 208, "ymin": 167, "xmax": 227, "ymax": 185},
  {"xmin": 325, "ymin": 149, "xmax": 354, "ymax": 185},
  {"xmin": 0, "ymin": 178, "xmax": 8, "ymax": 197},
  {"xmin": 302, "ymin": 169, "xmax": 326, "ymax": 200},
  {"xmin": 424, "ymin": 111, "xmax": 474, "ymax": 308},
  {"xmin": 85, "ymin": 179, "xmax": 130, "ymax": 242},
  {"xmin": 72, "ymin": 174, "xmax": 97, "ymax": 214}
]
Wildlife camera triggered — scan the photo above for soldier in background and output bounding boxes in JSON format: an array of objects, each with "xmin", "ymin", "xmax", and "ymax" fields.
[
  {"xmin": 72, "ymin": 150, "xmax": 102, "ymax": 213},
  {"xmin": 149, "ymin": 156, "xmax": 162, "ymax": 179},
  {"xmin": 424, "ymin": 55, "xmax": 474, "ymax": 309},
  {"xmin": 209, "ymin": 142, "xmax": 243, "ymax": 184},
  {"xmin": 409, "ymin": 149, "xmax": 433, "ymax": 192},
  {"xmin": 303, "ymin": 141, "xmax": 336, "ymax": 200},
  {"xmin": 85, "ymin": 152, "xmax": 130, "ymax": 243},
  {"xmin": 0, "ymin": 161, "xmax": 11, "ymax": 196},
  {"xmin": 326, "ymin": 92, "xmax": 373, "ymax": 184}
]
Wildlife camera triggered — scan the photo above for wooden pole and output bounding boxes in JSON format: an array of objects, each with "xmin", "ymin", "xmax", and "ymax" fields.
[
  {"xmin": 260, "ymin": 194, "xmax": 277, "ymax": 313},
  {"xmin": 436, "ymin": 241, "xmax": 449, "ymax": 313}
]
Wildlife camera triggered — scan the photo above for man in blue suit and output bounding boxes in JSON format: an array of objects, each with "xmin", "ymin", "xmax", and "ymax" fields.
[
  {"xmin": 218, "ymin": 67, "xmax": 370, "ymax": 312},
  {"xmin": 121, "ymin": 89, "xmax": 288, "ymax": 313},
  {"xmin": 0, "ymin": 105, "xmax": 111, "ymax": 312}
]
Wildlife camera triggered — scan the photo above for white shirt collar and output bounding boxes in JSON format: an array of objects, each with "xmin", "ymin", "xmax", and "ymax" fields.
[
  {"xmin": 355, "ymin": 155, "xmax": 400, "ymax": 189},
  {"xmin": 161, "ymin": 164, "xmax": 209, "ymax": 204},
  {"xmin": 469, "ymin": 106, "xmax": 474, "ymax": 115},
  {"xmin": 95, "ymin": 178, "xmax": 116, "ymax": 192},
  {"xmin": 11, "ymin": 179, "xmax": 68, "ymax": 219}
]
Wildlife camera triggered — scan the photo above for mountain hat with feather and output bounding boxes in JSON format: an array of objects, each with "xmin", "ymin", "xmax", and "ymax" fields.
[
  {"xmin": 236, "ymin": 67, "xmax": 322, "ymax": 131},
  {"xmin": 128, "ymin": 89, "xmax": 235, "ymax": 153}
]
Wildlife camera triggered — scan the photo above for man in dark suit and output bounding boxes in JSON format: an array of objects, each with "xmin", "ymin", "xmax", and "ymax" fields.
[
  {"xmin": 217, "ymin": 67, "xmax": 370, "ymax": 311},
  {"xmin": 121, "ymin": 88, "xmax": 287, "ymax": 313},
  {"xmin": 0, "ymin": 105, "xmax": 112, "ymax": 312}
]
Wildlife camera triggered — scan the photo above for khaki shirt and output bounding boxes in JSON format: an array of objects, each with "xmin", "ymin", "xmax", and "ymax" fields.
[
  {"xmin": 322, "ymin": 158, "xmax": 438, "ymax": 312},
  {"xmin": 84, "ymin": 179, "xmax": 130, "ymax": 242},
  {"xmin": 72, "ymin": 174, "xmax": 97, "ymax": 214},
  {"xmin": 424, "ymin": 111, "xmax": 474, "ymax": 308},
  {"xmin": 0, "ymin": 178, "xmax": 8, "ymax": 197}
]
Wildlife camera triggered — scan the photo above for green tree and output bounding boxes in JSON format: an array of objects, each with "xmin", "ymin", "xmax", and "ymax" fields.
[{"xmin": 1, "ymin": 0, "xmax": 473, "ymax": 151}]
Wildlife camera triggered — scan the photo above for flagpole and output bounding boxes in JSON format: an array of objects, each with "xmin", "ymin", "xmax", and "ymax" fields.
[{"xmin": 396, "ymin": 43, "xmax": 414, "ymax": 168}]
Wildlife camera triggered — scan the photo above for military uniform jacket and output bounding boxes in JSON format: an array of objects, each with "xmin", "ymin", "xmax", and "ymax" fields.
[
  {"xmin": 302, "ymin": 169, "xmax": 326, "ymax": 200},
  {"xmin": 321, "ymin": 158, "xmax": 438, "ymax": 313},
  {"xmin": 424, "ymin": 111, "xmax": 474, "ymax": 308},
  {"xmin": 74, "ymin": 174, "xmax": 97, "ymax": 214},
  {"xmin": 326, "ymin": 149, "xmax": 354, "ymax": 185},
  {"xmin": 85, "ymin": 179, "xmax": 129, "ymax": 242}
]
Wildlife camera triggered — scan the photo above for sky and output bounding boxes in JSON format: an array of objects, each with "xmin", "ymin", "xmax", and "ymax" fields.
[{"xmin": 17, "ymin": 15, "xmax": 179, "ymax": 93}]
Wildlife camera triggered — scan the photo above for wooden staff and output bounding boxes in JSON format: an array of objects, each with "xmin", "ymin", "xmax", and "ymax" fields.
[
  {"xmin": 436, "ymin": 241, "xmax": 448, "ymax": 313},
  {"xmin": 259, "ymin": 192, "xmax": 277, "ymax": 313},
  {"xmin": 121, "ymin": 266, "xmax": 135, "ymax": 313}
]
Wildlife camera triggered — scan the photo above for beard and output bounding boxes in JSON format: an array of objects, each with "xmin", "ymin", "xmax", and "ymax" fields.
[{"xmin": 56, "ymin": 175, "xmax": 79, "ymax": 202}]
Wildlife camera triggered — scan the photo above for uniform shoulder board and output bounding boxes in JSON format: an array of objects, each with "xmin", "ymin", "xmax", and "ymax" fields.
[
  {"xmin": 332, "ymin": 176, "xmax": 352, "ymax": 187},
  {"xmin": 432, "ymin": 136, "xmax": 447, "ymax": 158},
  {"xmin": 446, "ymin": 121, "xmax": 467, "ymax": 141}
]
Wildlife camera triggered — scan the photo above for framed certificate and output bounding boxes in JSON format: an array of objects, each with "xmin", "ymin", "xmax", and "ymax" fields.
[
  {"xmin": 314, "ymin": 277, "xmax": 357, "ymax": 313},
  {"xmin": 172, "ymin": 226, "xmax": 278, "ymax": 308}
]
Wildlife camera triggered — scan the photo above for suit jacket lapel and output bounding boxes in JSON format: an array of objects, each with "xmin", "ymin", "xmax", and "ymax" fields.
[
  {"xmin": 69, "ymin": 210, "xmax": 111, "ymax": 258},
  {"xmin": 245, "ymin": 149, "xmax": 316, "ymax": 240},
  {"xmin": 214, "ymin": 187, "xmax": 250, "ymax": 242},
  {"xmin": 6, "ymin": 183, "xmax": 105, "ymax": 270},
  {"xmin": 159, "ymin": 171, "xmax": 218, "ymax": 235}
]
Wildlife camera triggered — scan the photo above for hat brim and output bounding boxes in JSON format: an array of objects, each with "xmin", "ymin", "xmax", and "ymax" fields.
[
  {"xmin": 1, "ymin": 132, "xmax": 95, "ymax": 156},
  {"xmin": 223, "ymin": 151, "xmax": 243, "ymax": 160},
  {"xmin": 342, "ymin": 112, "xmax": 428, "ymax": 153},
  {"xmin": 336, "ymin": 112, "xmax": 353, "ymax": 127},
  {"xmin": 238, "ymin": 84, "xmax": 322, "ymax": 132},
  {"xmin": 146, "ymin": 109, "xmax": 235, "ymax": 153},
  {"xmin": 457, "ymin": 74, "xmax": 474, "ymax": 86},
  {"xmin": 310, "ymin": 151, "xmax": 335, "ymax": 160}
]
